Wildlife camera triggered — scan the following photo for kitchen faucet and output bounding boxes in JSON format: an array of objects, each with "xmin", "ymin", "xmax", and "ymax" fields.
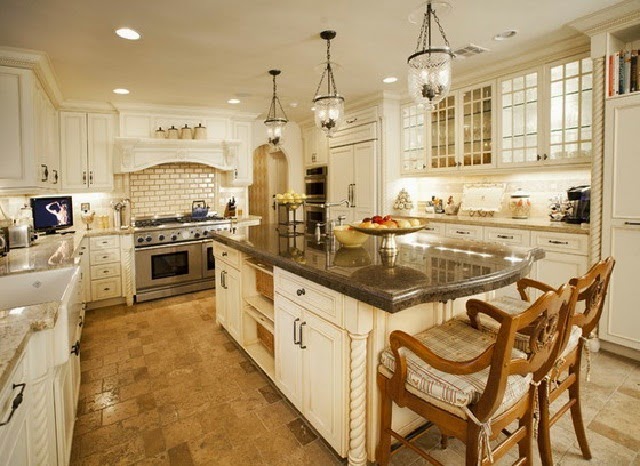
[{"xmin": 317, "ymin": 199, "xmax": 351, "ymax": 238}]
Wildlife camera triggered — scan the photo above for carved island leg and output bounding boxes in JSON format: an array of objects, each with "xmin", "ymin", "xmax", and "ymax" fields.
[{"xmin": 348, "ymin": 332, "xmax": 369, "ymax": 466}]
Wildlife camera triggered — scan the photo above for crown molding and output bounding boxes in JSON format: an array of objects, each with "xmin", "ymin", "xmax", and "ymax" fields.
[
  {"xmin": 59, "ymin": 100, "xmax": 117, "ymax": 113},
  {"xmin": 111, "ymin": 102, "xmax": 259, "ymax": 120},
  {"xmin": 0, "ymin": 46, "xmax": 64, "ymax": 107},
  {"xmin": 568, "ymin": 0, "xmax": 640, "ymax": 37}
]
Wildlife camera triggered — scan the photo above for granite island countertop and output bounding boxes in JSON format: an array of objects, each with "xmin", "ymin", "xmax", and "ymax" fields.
[
  {"xmin": 213, "ymin": 224, "xmax": 545, "ymax": 313},
  {"xmin": 412, "ymin": 214, "xmax": 590, "ymax": 235}
]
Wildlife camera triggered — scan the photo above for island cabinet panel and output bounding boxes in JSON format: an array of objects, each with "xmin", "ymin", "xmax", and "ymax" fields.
[
  {"xmin": 214, "ymin": 244, "xmax": 243, "ymax": 342},
  {"xmin": 274, "ymin": 295, "xmax": 303, "ymax": 410},
  {"xmin": 224, "ymin": 266, "xmax": 242, "ymax": 342},
  {"xmin": 0, "ymin": 350, "xmax": 30, "ymax": 466},
  {"xmin": 215, "ymin": 265, "xmax": 227, "ymax": 326}
]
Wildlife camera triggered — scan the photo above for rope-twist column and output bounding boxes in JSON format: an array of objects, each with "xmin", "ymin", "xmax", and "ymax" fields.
[
  {"xmin": 348, "ymin": 333, "xmax": 368, "ymax": 466},
  {"xmin": 591, "ymin": 56, "xmax": 605, "ymax": 266}
]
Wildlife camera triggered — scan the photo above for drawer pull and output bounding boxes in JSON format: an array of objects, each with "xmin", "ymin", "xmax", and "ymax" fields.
[
  {"xmin": 103, "ymin": 270, "xmax": 109, "ymax": 274},
  {"xmin": 104, "ymin": 287, "xmax": 111, "ymax": 291},
  {"xmin": 296, "ymin": 288, "xmax": 306, "ymax": 296},
  {"xmin": 425, "ymin": 227, "xmax": 435, "ymax": 231},
  {"xmin": 102, "ymin": 256, "xmax": 108, "ymax": 259},
  {"xmin": 497, "ymin": 234, "xmax": 514, "ymax": 240},
  {"xmin": 0, "ymin": 383, "xmax": 26, "ymax": 427},
  {"xmin": 548, "ymin": 240, "xmax": 569, "ymax": 245},
  {"xmin": 222, "ymin": 251, "xmax": 228, "ymax": 257},
  {"xmin": 456, "ymin": 230, "xmax": 471, "ymax": 235},
  {"xmin": 624, "ymin": 222, "xmax": 640, "ymax": 226}
]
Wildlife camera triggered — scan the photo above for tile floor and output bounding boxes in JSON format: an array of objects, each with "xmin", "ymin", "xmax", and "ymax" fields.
[{"xmin": 70, "ymin": 290, "xmax": 640, "ymax": 465}]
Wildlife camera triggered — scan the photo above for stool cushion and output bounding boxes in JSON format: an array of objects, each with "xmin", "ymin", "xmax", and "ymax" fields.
[
  {"xmin": 478, "ymin": 296, "xmax": 581, "ymax": 356},
  {"xmin": 379, "ymin": 319, "xmax": 532, "ymax": 418}
]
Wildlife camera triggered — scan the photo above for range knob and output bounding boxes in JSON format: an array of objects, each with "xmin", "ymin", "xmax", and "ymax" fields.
[
  {"xmin": 137, "ymin": 237, "xmax": 145, "ymax": 243},
  {"xmin": 194, "ymin": 232, "xmax": 201, "ymax": 239},
  {"xmin": 158, "ymin": 234, "xmax": 166, "ymax": 241},
  {"xmin": 170, "ymin": 234, "xmax": 178, "ymax": 241},
  {"xmin": 202, "ymin": 231, "xmax": 209, "ymax": 236},
  {"xmin": 145, "ymin": 235, "xmax": 152, "ymax": 242}
]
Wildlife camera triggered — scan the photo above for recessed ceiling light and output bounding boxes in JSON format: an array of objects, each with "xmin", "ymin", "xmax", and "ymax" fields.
[
  {"xmin": 493, "ymin": 30, "xmax": 518, "ymax": 41},
  {"xmin": 115, "ymin": 28, "xmax": 141, "ymax": 41},
  {"xmin": 227, "ymin": 98, "xmax": 241, "ymax": 104},
  {"xmin": 383, "ymin": 77, "xmax": 398, "ymax": 84},
  {"xmin": 289, "ymin": 102, "xmax": 299, "ymax": 108},
  {"xmin": 112, "ymin": 88, "xmax": 130, "ymax": 95}
]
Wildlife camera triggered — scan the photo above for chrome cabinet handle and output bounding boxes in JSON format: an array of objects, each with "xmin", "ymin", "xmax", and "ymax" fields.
[
  {"xmin": 221, "ymin": 270, "xmax": 226, "ymax": 289},
  {"xmin": 456, "ymin": 230, "xmax": 471, "ymax": 235},
  {"xmin": 425, "ymin": 227, "xmax": 435, "ymax": 231},
  {"xmin": 624, "ymin": 222, "xmax": 640, "ymax": 226},
  {"xmin": 89, "ymin": 171, "xmax": 94, "ymax": 185},
  {"xmin": 296, "ymin": 288, "xmax": 305, "ymax": 296},
  {"xmin": 82, "ymin": 171, "xmax": 87, "ymax": 183},
  {"xmin": 299, "ymin": 322, "xmax": 307, "ymax": 349},
  {"xmin": 0, "ymin": 383, "xmax": 26, "ymax": 427},
  {"xmin": 293, "ymin": 318, "xmax": 300, "ymax": 345},
  {"xmin": 41, "ymin": 164, "xmax": 49, "ymax": 182},
  {"xmin": 53, "ymin": 169, "xmax": 59, "ymax": 184},
  {"xmin": 548, "ymin": 240, "xmax": 569, "ymax": 245},
  {"xmin": 350, "ymin": 184, "xmax": 356, "ymax": 208},
  {"xmin": 497, "ymin": 234, "xmax": 514, "ymax": 240}
]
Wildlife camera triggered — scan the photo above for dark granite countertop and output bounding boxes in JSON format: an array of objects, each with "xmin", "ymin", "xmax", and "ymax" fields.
[{"xmin": 213, "ymin": 224, "xmax": 545, "ymax": 313}]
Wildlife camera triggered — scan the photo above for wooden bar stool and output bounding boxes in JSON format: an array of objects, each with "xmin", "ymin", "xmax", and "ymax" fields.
[
  {"xmin": 477, "ymin": 257, "xmax": 615, "ymax": 465},
  {"xmin": 376, "ymin": 284, "xmax": 576, "ymax": 466}
]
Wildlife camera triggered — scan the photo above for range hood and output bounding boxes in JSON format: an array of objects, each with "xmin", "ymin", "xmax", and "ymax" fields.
[{"xmin": 114, "ymin": 137, "xmax": 242, "ymax": 172}]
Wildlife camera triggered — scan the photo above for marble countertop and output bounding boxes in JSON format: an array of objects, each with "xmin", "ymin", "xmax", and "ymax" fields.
[
  {"xmin": 414, "ymin": 214, "xmax": 590, "ymax": 235},
  {"xmin": 0, "ymin": 227, "xmax": 131, "ymax": 277},
  {"xmin": 213, "ymin": 224, "xmax": 545, "ymax": 313}
]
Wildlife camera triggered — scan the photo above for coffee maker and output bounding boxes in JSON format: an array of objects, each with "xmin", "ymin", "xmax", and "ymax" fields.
[{"xmin": 565, "ymin": 185, "xmax": 590, "ymax": 224}]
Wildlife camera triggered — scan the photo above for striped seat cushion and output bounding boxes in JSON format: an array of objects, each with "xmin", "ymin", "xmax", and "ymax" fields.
[
  {"xmin": 379, "ymin": 319, "xmax": 532, "ymax": 418},
  {"xmin": 477, "ymin": 296, "xmax": 581, "ymax": 357}
]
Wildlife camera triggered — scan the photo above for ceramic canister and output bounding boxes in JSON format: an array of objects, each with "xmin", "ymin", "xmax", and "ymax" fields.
[
  {"xmin": 193, "ymin": 123, "xmax": 207, "ymax": 140},
  {"xmin": 167, "ymin": 125, "xmax": 179, "ymax": 139},
  {"xmin": 509, "ymin": 190, "xmax": 531, "ymax": 219},
  {"xmin": 180, "ymin": 124, "xmax": 193, "ymax": 139},
  {"xmin": 154, "ymin": 127, "xmax": 166, "ymax": 139}
]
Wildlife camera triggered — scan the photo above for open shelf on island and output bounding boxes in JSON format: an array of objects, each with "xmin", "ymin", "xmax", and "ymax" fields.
[
  {"xmin": 244, "ymin": 342, "xmax": 275, "ymax": 380},
  {"xmin": 245, "ymin": 296, "xmax": 274, "ymax": 329},
  {"xmin": 245, "ymin": 258, "xmax": 274, "ymax": 275}
]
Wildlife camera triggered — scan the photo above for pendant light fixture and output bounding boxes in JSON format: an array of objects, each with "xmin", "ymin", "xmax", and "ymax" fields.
[
  {"xmin": 312, "ymin": 30, "xmax": 344, "ymax": 137},
  {"xmin": 264, "ymin": 69, "xmax": 288, "ymax": 148},
  {"xmin": 408, "ymin": 1, "xmax": 454, "ymax": 110}
]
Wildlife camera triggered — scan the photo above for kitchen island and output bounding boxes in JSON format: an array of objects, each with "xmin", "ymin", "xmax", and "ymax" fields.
[{"xmin": 211, "ymin": 224, "xmax": 544, "ymax": 465}]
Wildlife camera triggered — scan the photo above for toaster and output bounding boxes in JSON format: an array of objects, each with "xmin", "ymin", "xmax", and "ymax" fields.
[{"xmin": 6, "ymin": 224, "xmax": 35, "ymax": 249}]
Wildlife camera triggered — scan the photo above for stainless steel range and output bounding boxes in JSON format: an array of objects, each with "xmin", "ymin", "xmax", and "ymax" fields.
[{"xmin": 133, "ymin": 214, "xmax": 233, "ymax": 302}]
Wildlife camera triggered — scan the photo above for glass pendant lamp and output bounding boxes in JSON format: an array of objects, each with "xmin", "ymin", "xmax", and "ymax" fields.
[
  {"xmin": 312, "ymin": 30, "xmax": 345, "ymax": 137},
  {"xmin": 408, "ymin": 1, "xmax": 454, "ymax": 110},
  {"xmin": 264, "ymin": 69, "xmax": 288, "ymax": 148}
]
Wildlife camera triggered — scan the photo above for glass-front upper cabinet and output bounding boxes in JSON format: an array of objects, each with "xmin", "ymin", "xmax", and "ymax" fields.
[
  {"xmin": 400, "ymin": 103, "xmax": 426, "ymax": 174},
  {"xmin": 429, "ymin": 95, "xmax": 457, "ymax": 170},
  {"xmin": 498, "ymin": 70, "xmax": 542, "ymax": 167},
  {"xmin": 548, "ymin": 56, "xmax": 592, "ymax": 163},
  {"xmin": 460, "ymin": 82, "xmax": 495, "ymax": 169}
]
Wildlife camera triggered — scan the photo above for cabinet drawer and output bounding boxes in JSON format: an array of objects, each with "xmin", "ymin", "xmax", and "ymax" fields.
[
  {"xmin": 213, "ymin": 242, "xmax": 241, "ymax": 268},
  {"xmin": 343, "ymin": 107, "xmax": 378, "ymax": 127},
  {"xmin": 91, "ymin": 277, "xmax": 121, "ymax": 301},
  {"xmin": 90, "ymin": 263, "xmax": 120, "ymax": 281},
  {"xmin": 445, "ymin": 224, "xmax": 484, "ymax": 241},
  {"xmin": 89, "ymin": 248, "xmax": 120, "ymax": 265},
  {"xmin": 275, "ymin": 268, "xmax": 343, "ymax": 327},
  {"xmin": 0, "ymin": 351, "xmax": 26, "ymax": 423},
  {"xmin": 419, "ymin": 223, "xmax": 445, "ymax": 235},
  {"xmin": 89, "ymin": 235, "xmax": 120, "ymax": 250},
  {"xmin": 328, "ymin": 122, "xmax": 377, "ymax": 148},
  {"xmin": 531, "ymin": 232, "xmax": 588, "ymax": 255},
  {"xmin": 484, "ymin": 227, "xmax": 531, "ymax": 247}
]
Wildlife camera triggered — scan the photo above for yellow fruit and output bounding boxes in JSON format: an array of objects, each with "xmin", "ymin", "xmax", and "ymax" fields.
[
  {"xmin": 409, "ymin": 218, "xmax": 420, "ymax": 226},
  {"xmin": 275, "ymin": 194, "xmax": 283, "ymax": 200}
]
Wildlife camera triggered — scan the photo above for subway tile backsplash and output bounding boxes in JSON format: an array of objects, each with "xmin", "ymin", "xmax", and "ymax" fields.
[{"xmin": 129, "ymin": 163, "xmax": 216, "ymax": 218}]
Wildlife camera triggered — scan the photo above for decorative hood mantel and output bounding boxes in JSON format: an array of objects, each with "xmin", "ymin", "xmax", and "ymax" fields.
[{"xmin": 114, "ymin": 137, "xmax": 242, "ymax": 172}]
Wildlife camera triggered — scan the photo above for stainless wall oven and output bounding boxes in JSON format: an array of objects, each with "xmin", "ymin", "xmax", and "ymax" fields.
[
  {"xmin": 304, "ymin": 202, "xmax": 327, "ymax": 234},
  {"xmin": 304, "ymin": 166, "xmax": 328, "ymax": 202}
]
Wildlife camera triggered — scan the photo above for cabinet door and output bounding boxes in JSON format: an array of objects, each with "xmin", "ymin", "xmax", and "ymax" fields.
[
  {"xmin": 215, "ymin": 265, "xmax": 227, "ymax": 326},
  {"xmin": 0, "ymin": 67, "xmax": 36, "ymax": 190},
  {"xmin": 546, "ymin": 56, "xmax": 592, "ymax": 164},
  {"xmin": 498, "ymin": 69, "xmax": 543, "ymax": 168},
  {"xmin": 0, "ymin": 407, "xmax": 29, "ymax": 466},
  {"xmin": 352, "ymin": 141, "xmax": 376, "ymax": 221},
  {"xmin": 328, "ymin": 146, "xmax": 354, "ymax": 204},
  {"xmin": 460, "ymin": 82, "xmax": 495, "ymax": 169},
  {"xmin": 400, "ymin": 103, "xmax": 426, "ymax": 173},
  {"xmin": 274, "ymin": 296, "xmax": 303, "ymax": 410},
  {"xmin": 301, "ymin": 311, "xmax": 346, "ymax": 455},
  {"xmin": 533, "ymin": 251, "xmax": 587, "ymax": 294},
  {"xmin": 225, "ymin": 265, "xmax": 242, "ymax": 342},
  {"xmin": 303, "ymin": 127, "xmax": 316, "ymax": 166},
  {"xmin": 46, "ymin": 100, "xmax": 60, "ymax": 188},
  {"xmin": 60, "ymin": 112, "xmax": 88, "ymax": 190},
  {"xmin": 428, "ymin": 95, "xmax": 458, "ymax": 171},
  {"xmin": 229, "ymin": 121, "xmax": 253, "ymax": 185},
  {"xmin": 601, "ymin": 226, "xmax": 640, "ymax": 349},
  {"xmin": 87, "ymin": 113, "xmax": 114, "ymax": 190}
]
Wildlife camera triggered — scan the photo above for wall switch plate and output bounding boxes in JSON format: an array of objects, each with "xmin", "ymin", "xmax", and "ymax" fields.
[{"xmin": 81, "ymin": 203, "xmax": 90, "ymax": 211}]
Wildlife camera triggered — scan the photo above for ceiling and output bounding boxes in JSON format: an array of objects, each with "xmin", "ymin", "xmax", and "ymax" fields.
[{"xmin": 0, "ymin": 0, "xmax": 624, "ymax": 121}]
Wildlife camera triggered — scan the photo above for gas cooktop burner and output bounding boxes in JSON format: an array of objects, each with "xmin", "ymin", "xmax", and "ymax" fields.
[
  {"xmin": 133, "ymin": 214, "xmax": 234, "ymax": 247},
  {"xmin": 133, "ymin": 214, "xmax": 228, "ymax": 228}
]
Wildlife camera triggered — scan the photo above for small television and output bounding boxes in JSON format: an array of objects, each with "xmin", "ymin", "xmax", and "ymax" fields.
[{"xmin": 31, "ymin": 196, "xmax": 74, "ymax": 233}]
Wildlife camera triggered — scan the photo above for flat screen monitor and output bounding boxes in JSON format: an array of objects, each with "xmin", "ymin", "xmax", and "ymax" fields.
[{"xmin": 31, "ymin": 196, "xmax": 74, "ymax": 233}]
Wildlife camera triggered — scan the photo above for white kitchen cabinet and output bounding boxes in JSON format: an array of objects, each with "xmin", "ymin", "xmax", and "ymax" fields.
[
  {"xmin": 0, "ymin": 66, "xmax": 58, "ymax": 193},
  {"xmin": 0, "ymin": 350, "xmax": 30, "ymax": 466},
  {"xmin": 274, "ymin": 293, "xmax": 347, "ymax": 455},
  {"xmin": 601, "ymin": 93, "xmax": 640, "ymax": 350},
  {"xmin": 60, "ymin": 112, "xmax": 115, "ymax": 191},
  {"xmin": 87, "ymin": 234, "xmax": 128, "ymax": 306},
  {"xmin": 328, "ymin": 141, "xmax": 376, "ymax": 223},
  {"xmin": 303, "ymin": 126, "xmax": 329, "ymax": 167},
  {"xmin": 400, "ymin": 103, "xmax": 426, "ymax": 174},
  {"xmin": 214, "ymin": 242, "xmax": 243, "ymax": 341},
  {"xmin": 226, "ymin": 120, "xmax": 253, "ymax": 186}
]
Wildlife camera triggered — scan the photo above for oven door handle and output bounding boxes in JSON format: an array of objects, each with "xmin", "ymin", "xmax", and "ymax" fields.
[{"xmin": 135, "ymin": 239, "xmax": 214, "ymax": 250}]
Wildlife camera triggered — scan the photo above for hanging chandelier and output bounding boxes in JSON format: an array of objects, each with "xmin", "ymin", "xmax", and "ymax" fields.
[
  {"xmin": 264, "ymin": 69, "xmax": 288, "ymax": 148},
  {"xmin": 312, "ymin": 30, "xmax": 345, "ymax": 137},
  {"xmin": 408, "ymin": 1, "xmax": 454, "ymax": 109}
]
